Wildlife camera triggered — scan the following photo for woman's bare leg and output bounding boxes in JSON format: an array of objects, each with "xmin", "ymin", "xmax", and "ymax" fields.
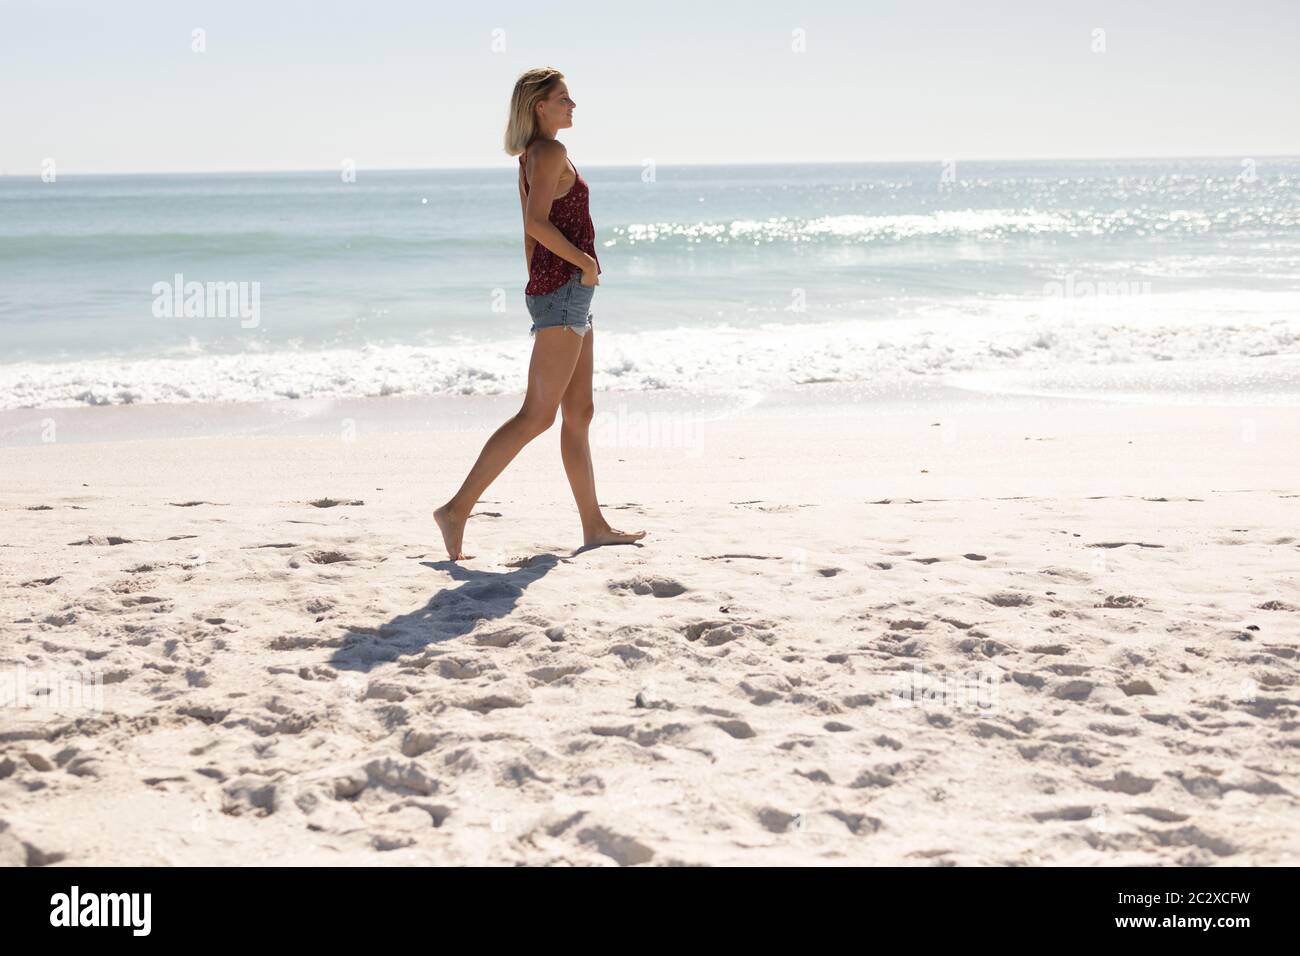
[
  {"xmin": 559, "ymin": 327, "xmax": 647, "ymax": 548},
  {"xmin": 434, "ymin": 327, "xmax": 585, "ymax": 559}
]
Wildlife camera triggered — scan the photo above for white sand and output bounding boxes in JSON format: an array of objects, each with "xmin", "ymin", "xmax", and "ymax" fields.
[{"xmin": 2, "ymin": 386, "xmax": 1297, "ymax": 865}]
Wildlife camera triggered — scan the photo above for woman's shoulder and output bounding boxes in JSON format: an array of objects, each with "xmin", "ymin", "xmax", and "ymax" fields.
[{"xmin": 523, "ymin": 138, "xmax": 567, "ymax": 164}]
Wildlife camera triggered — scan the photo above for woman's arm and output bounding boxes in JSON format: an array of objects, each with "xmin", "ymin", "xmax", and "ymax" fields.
[
  {"xmin": 518, "ymin": 169, "xmax": 538, "ymax": 270},
  {"xmin": 522, "ymin": 140, "xmax": 597, "ymax": 275}
]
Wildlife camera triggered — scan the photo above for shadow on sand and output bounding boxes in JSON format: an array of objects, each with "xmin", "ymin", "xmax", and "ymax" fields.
[{"xmin": 327, "ymin": 552, "xmax": 568, "ymax": 673}]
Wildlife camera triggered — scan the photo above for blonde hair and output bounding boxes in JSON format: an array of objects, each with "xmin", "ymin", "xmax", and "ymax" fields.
[{"xmin": 504, "ymin": 67, "xmax": 565, "ymax": 156}]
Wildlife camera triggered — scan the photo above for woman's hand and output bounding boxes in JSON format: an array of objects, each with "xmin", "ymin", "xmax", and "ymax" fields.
[{"xmin": 579, "ymin": 255, "xmax": 600, "ymax": 286}]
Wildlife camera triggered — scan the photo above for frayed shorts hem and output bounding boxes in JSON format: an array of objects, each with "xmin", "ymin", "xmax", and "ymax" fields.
[{"xmin": 528, "ymin": 316, "xmax": 594, "ymax": 339}]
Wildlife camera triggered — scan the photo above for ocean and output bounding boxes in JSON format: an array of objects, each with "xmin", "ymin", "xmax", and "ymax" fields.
[{"xmin": 2, "ymin": 157, "xmax": 1298, "ymax": 409}]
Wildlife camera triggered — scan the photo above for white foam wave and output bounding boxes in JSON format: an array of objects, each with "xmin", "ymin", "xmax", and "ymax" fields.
[{"xmin": 3, "ymin": 299, "xmax": 1298, "ymax": 410}]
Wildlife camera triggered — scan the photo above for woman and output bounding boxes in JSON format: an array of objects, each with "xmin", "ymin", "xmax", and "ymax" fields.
[{"xmin": 434, "ymin": 67, "xmax": 646, "ymax": 561}]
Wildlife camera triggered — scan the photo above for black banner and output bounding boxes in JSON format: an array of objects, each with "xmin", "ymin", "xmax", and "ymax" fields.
[{"xmin": 1, "ymin": 865, "xmax": 1290, "ymax": 941}]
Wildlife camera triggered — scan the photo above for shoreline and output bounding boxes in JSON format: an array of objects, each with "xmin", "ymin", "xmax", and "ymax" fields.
[{"xmin": 3, "ymin": 376, "xmax": 1297, "ymax": 449}]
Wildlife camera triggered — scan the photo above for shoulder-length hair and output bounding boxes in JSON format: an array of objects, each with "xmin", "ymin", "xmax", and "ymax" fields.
[{"xmin": 504, "ymin": 67, "xmax": 565, "ymax": 156}]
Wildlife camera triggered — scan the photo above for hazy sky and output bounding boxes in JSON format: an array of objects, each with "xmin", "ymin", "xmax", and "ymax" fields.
[{"xmin": 3, "ymin": 0, "xmax": 1298, "ymax": 174}]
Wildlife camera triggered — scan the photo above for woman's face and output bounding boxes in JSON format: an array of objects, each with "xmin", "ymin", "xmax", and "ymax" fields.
[{"xmin": 537, "ymin": 82, "xmax": 575, "ymax": 130}]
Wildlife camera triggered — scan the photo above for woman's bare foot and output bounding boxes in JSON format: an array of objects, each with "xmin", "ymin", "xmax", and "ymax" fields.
[
  {"xmin": 433, "ymin": 504, "xmax": 473, "ymax": 560},
  {"xmin": 583, "ymin": 523, "xmax": 647, "ymax": 548}
]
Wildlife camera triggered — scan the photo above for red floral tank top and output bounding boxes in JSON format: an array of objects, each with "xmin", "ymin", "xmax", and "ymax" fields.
[{"xmin": 520, "ymin": 147, "xmax": 601, "ymax": 295}]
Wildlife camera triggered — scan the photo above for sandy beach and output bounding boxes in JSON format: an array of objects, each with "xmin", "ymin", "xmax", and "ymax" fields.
[{"xmin": 1, "ymin": 385, "xmax": 1297, "ymax": 866}]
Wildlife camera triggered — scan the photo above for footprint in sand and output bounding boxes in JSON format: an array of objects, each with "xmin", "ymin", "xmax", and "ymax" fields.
[
  {"xmin": 889, "ymin": 619, "xmax": 928, "ymax": 631},
  {"xmin": 714, "ymin": 719, "xmax": 757, "ymax": 739},
  {"xmin": 1031, "ymin": 805, "xmax": 1095, "ymax": 822},
  {"xmin": 985, "ymin": 592, "xmax": 1033, "ymax": 607},
  {"xmin": 1086, "ymin": 541, "xmax": 1164, "ymax": 549},
  {"xmin": 1098, "ymin": 594, "xmax": 1146, "ymax": 608},
  {"xmin": 575, "ymin": 826, "xmax": 655, "ymax": 866},
  {"xmin": 608, "ymin": 575, "xmax": 687, "ymax": 597},
  {"xmin": 756, "ymin": 808, "xmax": 804, "ymax": 833},
  {"xmin": 1041, "ymin": 566, "xmax": 1092, "ymax": 583},
  {"xmin": 1140, "ymin": 825, "xmax": 1238, "ymax": 858},
  {"xmin": 0, "ymin": 821, "xmax": 65, "ymax": 866},
  {"xmin": 1130, "ymin": 807, "xmax": 1189, "ymax": 823},
  {"xmin": 1118, "ymin": 679, "xmax": 1157, "ymax": 697},
  {"xmin": 300, "ymin": 550, "xmax": 354, "ymax": 565},
  {"xmin": 686, "ymin": 619, "xmax": 776, "ymax": 647},
  {"xmin": 828, "ymin": 811, "xmax": 882, "ymax": 836},
  {"xmin": 1089, "ymin": 771, "xmax": 1157, "ymax": 794},
  {"xmin": 1257, "ymin": 600, "xmax": 1295, "ymax": 611},
  {"xmin": 796, "ymin": 768, "xmax": 835, "ymax": 784},
  {"xmin": 1053, "ymin": 679, "xmax": 1095, "ymax": 701}
]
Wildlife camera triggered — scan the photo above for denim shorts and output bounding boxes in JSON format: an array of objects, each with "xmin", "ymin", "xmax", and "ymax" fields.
[{"xmin": 526, "ymin": 271, "xmax": 595, "ymax": 338}]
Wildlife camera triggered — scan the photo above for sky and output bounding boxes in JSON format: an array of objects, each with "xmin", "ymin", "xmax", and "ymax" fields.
[{"xmin": 2, "ymin": 0, "xmax": 1298, "ymax": 174}]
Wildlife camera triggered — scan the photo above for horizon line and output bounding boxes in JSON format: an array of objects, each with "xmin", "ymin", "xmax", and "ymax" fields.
[{"xmin": 3, "ymin": 152, "xmax": 1298, "ymax": 178}]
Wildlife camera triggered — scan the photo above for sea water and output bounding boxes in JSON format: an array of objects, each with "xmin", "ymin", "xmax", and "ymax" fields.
[{"xmin": 1, "ymin": 158, "xmax": 1298, "ymax": 408}]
